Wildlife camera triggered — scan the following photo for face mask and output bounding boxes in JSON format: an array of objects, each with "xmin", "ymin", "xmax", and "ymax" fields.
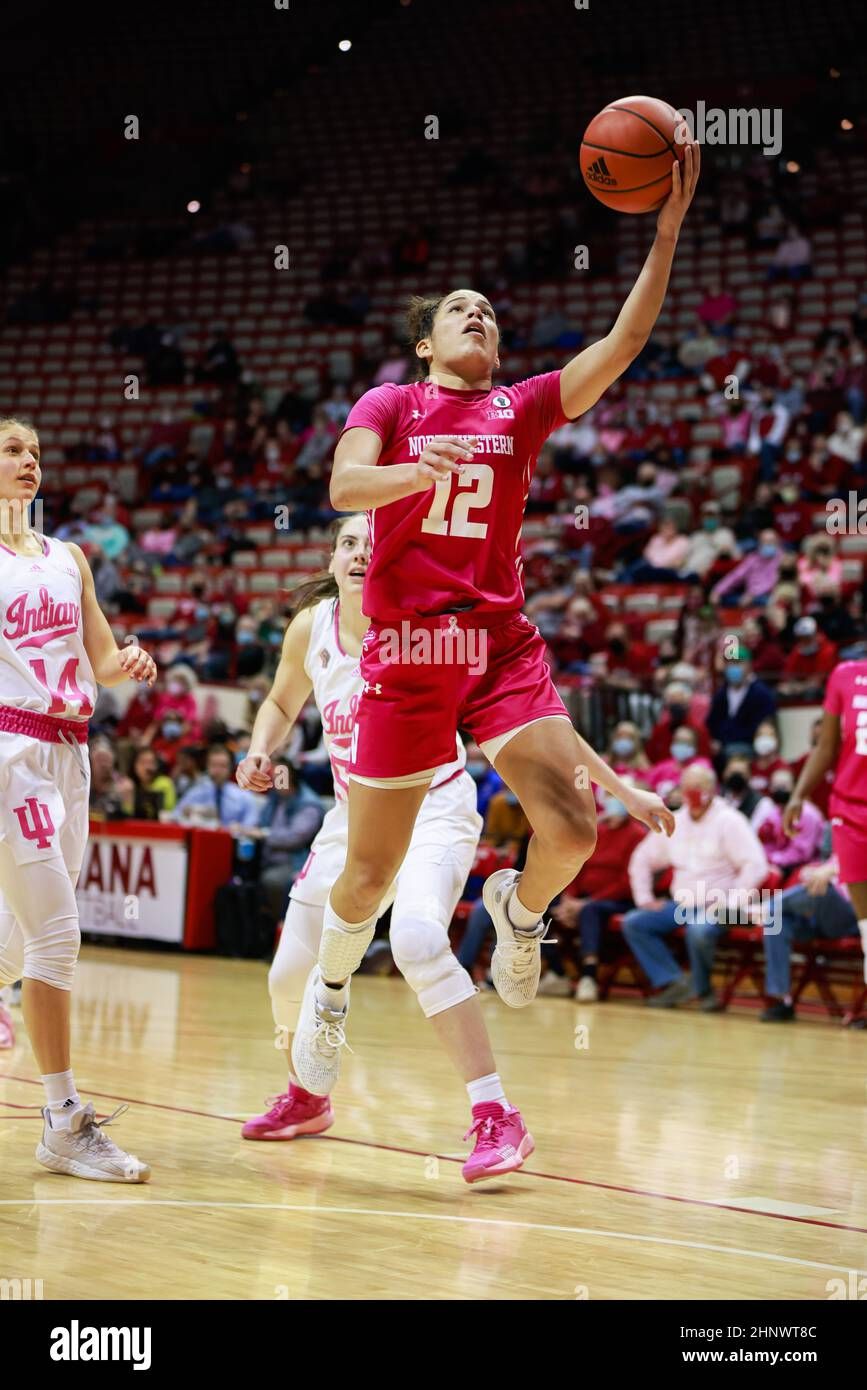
[
  {"xmin": 609, "ymin": 639, "xmax": 627, "ymax": 657},
  {"xmin": 725, "ymin": 665, "xmax": 746, "ymax": 686},
  {"xmin": 466, "ymin": 760, "xmax": 487, "ymax": 779},
  {"xmin": 667, "ymin": 702, "xmax": 688, "ymax": 725},
  {"xmin": 683, "ymin": 786, "xmax": 712, "ymax": 813},
  {"xmin": 671, "ymin": 741, "xmax": 696, "ymax": 763},
  {"xmin": 754, "ymin": 735, "xmax": 778, "ymax": 757},
  {"xmin": 503, "ymin": 791, "xmax": 519, "ymax": 807},
  {"xmin": 237, "ymin": 631, "xmax": 255, "ymax": 645},
  {"xmin": 759, "ymin": 544, "xmax": 778, "ymax": 558},
  {"xmin": 724, "ymin": 772, "xmax": 748, "ymax": 795},
  {"xmin": 612, "ymin": 737, "xmax": 636, "ymax": 759},
  {"xmin": 166, "ymin": 681, "xmax": 185, "ymax": 696},
  {"xmin": 798, "ymin": 640, "xmax": 818, "ymax": 655},
  {"xmin": 770, "ymin": 787, "xmax": 791, "ymax": 806},
  {"xmin": 195, "ymin": 604, "xmax": 210, "ymax": 621},
  {"xmin": 702, "ymin": 517, "xmax": 719, "ymax": 532},
  {"xmin": 779, "ymin": 486, "xmax": 799, "ymax": 503},
  {"xmin": 162, "ymin": 721, "xmax": 183, "ymax": 740},
  {"xmin": 603, "ymin": 797, "xmax": 627, "ymax": 819},
  {"xmin": 248, "ymin": 691, "xmax": 264, "ymax": 707}
]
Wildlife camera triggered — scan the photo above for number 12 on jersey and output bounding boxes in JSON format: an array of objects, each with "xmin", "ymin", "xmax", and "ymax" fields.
[{"xmin": 421, "ymin": 463, "xmax": 494, "ymax": 539}]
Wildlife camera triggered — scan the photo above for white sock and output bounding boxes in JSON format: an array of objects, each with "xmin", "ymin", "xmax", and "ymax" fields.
[
  {"xmin": 507, "ymin": 885, "xmax": 542, "ymax": 933},
  {"xmin": 467, "ymin": 1072, "xmax": 507, "ymax": 1107},
  {"xmin": 42, "ymin": 1070, "xmax": 81, "ymax": 1128},
  {"xmin": 859, "ymin": 920, "xmax": 867, "ymax": 983},
  {"xmin": 317, "ymin": 978, "xmax": 349, "ymax": 1009}
]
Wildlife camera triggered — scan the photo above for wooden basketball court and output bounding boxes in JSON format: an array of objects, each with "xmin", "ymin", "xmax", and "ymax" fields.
[{"xmin": 1, "ymin": 945, "xmax": 864, "ymax": 1300}]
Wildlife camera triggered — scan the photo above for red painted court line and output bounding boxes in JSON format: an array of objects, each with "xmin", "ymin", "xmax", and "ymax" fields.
[{"xmin": 3, "ymin": 1072, "xmax": 865, "ymax": 1236}]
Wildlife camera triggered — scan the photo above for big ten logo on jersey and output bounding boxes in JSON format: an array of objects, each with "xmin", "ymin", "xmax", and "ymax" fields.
[{"xmin": 487, "ymin": 391, "xmax": 514, "ymax": 419}]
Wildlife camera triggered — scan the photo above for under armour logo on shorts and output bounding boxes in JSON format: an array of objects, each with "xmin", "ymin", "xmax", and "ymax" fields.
[
  {"xmin": 13, "ymin": 797, "xmax": 56, "ymax": 850},
  {"xmin": 363, "ymin": 680, "xmax": 382, "ymax": 695}
]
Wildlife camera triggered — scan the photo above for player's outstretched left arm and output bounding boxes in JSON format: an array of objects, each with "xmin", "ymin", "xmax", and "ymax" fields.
[
  {"xmin": 559, "ymin": 140, "xmax": 701, "ymax": 420},
  {"xmin": 68, "ymin": 543, "xmax": 157, "ymax": 688},
  {"xmin": 573, "ymin": 729, "xmax": 675, "ymax": 836}
]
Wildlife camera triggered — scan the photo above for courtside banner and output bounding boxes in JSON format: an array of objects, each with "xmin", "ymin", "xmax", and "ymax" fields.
[{"xmin": 76, "ymin": 824, "xmax": 188, "ymax": 944}]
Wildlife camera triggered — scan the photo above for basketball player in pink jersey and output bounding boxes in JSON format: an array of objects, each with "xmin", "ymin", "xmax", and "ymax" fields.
[
  {"xmin": 0, "ymin": 417, "xmax": 156, "ymax": 1180},
  {"xmin": 784, "ymin": 658, "xmax": 867, "ymax": 989},
  {"xmin": 291, "ymin": 145, "xmax": 700, "ymax": 1096},
  {"xmin": 238, "ymin": 514, "xmax": 534, "ymax": 1181}
]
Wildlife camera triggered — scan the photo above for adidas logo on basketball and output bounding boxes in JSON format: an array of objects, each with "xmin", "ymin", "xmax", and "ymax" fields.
[{"xmin": 587, "ymin": 156, "xmax": 616, "ymax": 186}]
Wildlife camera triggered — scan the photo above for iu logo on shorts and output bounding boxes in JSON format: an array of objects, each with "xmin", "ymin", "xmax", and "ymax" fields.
[{"xmin": 13, "ymin": 797, "xmax": 56, "ymax": 850}]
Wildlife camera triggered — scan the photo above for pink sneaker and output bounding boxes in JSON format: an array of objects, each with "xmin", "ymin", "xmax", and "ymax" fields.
[
  {"xmin": 462, "ymin": 1102, "xmax": 534, "ymax": 1183},
  {"xmin": 241, "ymin": 1087, "xmax": 333, "ymax": 1141},
  {"xmin": 0, "ymin": 1005, "xmax": 14, "ymax": 1049}
]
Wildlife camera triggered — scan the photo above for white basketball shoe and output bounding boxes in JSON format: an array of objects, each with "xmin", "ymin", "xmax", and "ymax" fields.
[
  {"xmin": 291, "ymin": 967, "xmax": 352, "ymax": 1096},
  {"xmin": 483, "ymin": 869, "xmax": 549, "ymax": 1008},
  {"xmin": 37, "ymin": 1103, "xmax": 151, "ymax": 1182}
]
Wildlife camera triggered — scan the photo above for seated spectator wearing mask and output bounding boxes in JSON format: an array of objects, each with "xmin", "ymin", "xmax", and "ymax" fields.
[
  {"xmin": 761, "ymin": 857, "xmax": 860, "ymax": 1021},
  {"xmin": 749, "ymin": 719, "xmax": 788, "ymax": 795},
  {"xmin": 706, "ymin": 645, "xmax": 777, "ymax": 758},
  {"xmin": 545, "ymin": 791, "xmax": 647, "ymax": 1002},
  {"xmin": 751, "ymin": 768, "xmax": 825, "ymax": 872},
  {"xmin": 779, "ymin": 616, "xmax": 838, "ymax": 695},
  {"xmin": 623, "ymin": 764, "xmax": 768, "ymax": 1009},
  {"xmin": 146, "ymin": 665, "xmax": 201, "ymax": 744},
  {"xmin": 645, "ymin": 681, "xmax": 713, "ymax": 763},
  {"xmin": 710, "ymin": 528, "xmax": 782, "ymax": 607},
  {"xmin": 601, "ymin": 621, "xmax": 658, "ymax": 692},
  {"xmin": 174, "ymin": 743, "xmax": 262, "ymax": 828},
  {"xmin": 682, "ymin": 500, "xmax": 738, "ymax": 581},
  {"xmin": 607, "ymin": 721, "xmax": 652, "ymax": 783},
  {"xmin": 646, "ymin": 725, "xmax": 712, "ymax": 801},
  {"xmin": 256, "ymin": 760, "xmax": 326, "ymax": 924},
  {"xmin": 721, "ymin": 755, "xmax": 761, "ymax": 819}
]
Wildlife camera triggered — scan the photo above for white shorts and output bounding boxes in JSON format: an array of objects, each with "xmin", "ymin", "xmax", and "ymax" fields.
[
  {"xmin": 290, "ymin": 768, "xmax": 483, "ymax": 913},
  {"xmin": 0, "ymin": 732, "xmax": 90, "ymax": 872}
]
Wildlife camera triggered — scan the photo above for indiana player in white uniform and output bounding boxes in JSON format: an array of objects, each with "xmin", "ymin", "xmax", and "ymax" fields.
[
  {"xmin": 237, "ymin": 513, "xmax": 535, "ymax": 1181},
  {"xmin": 0, "ymin": 417, "xmax": 156, "ymax": 1180}
]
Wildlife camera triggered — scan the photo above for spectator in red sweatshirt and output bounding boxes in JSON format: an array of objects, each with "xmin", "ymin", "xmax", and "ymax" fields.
[
  {"xmin": 542, "ymin": 792, "xmax": 647, "ymax": 1002},
  {"xmin": 779, "ymin": 616, "xmax": 838, "ymax": 695}
]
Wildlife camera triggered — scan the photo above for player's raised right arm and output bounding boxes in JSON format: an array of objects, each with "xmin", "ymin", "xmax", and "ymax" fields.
[
  {"xmin": 236, "ymin": 607, "xmax": 316, "ymax": 791},
  {"xmin": 329, "ymin": 428, "xmax": 477, "ymax": 510}
]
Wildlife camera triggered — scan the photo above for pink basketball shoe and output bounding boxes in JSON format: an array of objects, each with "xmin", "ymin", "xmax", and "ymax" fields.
[
  {"xmin": 242, "ymin": 1087, "xmax": 333, "ymax": 1141},
  {"xmin": 0, "ymin": 1004, "xmax": 15, "ymax": 1049},
  {"xmin": 462, "ymin": 1102, "xmax": 535, "ymax": 1183}
]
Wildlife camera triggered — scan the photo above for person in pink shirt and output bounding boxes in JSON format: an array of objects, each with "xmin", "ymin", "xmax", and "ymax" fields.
[
  {"xmin": 710, "ymin": 528, "xmax": 782, "ymax": 606},
  {"xmin": 622, "ymin": 516, "xmax": 691, "ymax": 583},
  {"xmin": 146, "ymin": 664, "xmax": 201, "ymax": 743},
  {"xmin": 751, "ymin": 767, "xmax": 825, "ymax": 872},
  {"xmin": 624, "ymin": 764, "xmax": 768, "ymax": 1010},
  {"xmin": 784, "ymin": 659, "xmax": 867, "ymax": 1001}
]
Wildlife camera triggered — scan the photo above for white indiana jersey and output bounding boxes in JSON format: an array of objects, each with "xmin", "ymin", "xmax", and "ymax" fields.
[
  {"xmin": 302, "ymin": 598, "xmax": 465, "ymax": 801},
  {"xmin": 0, "ymin": 533, "xmax": 95, "ymax": 720}
]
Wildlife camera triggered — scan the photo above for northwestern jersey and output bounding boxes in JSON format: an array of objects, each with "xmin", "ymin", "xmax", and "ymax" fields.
[
  {"xmin": 302, "ymin": 598, "xmax": 465, "ymax": 800},
  {"xmin": 342, "ymin": 373, "xmax": 567, "ymax": 623},
  {"xmin": 0, "ymin": 533, "xmax": 95, "ymax": 719},
  {"xmin": 823, "ymin": 659, "xmax": 867, "ymax": 818}
]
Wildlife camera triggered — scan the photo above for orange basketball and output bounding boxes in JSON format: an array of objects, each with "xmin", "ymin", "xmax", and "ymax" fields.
[{"xmin": 580, "ymin": 95, "xmax": 686, "ymax": 213}]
